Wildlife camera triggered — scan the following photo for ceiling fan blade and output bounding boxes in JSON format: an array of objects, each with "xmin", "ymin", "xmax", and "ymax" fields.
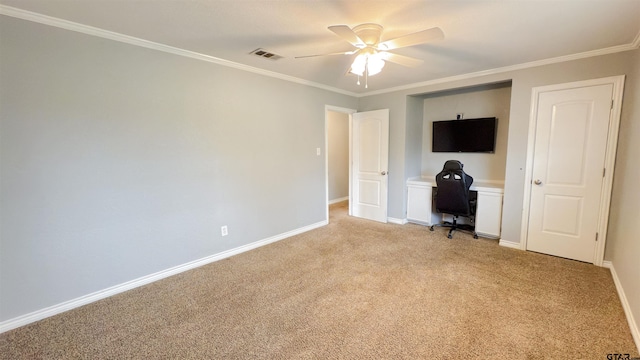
[
  {"xmin": 328, "ymin": 25, "xmax": 366, "ymax": 48},
  {"xmin": 295, "ymin": 50, "xmax": 357, "ymax": 59},
  {"xmin": 378, "ymin": 27, "xmax": 444, "ymax": 50},
  {"xmin": 380, "ymin": 52, "xmax": 424, "ymax": 67}
]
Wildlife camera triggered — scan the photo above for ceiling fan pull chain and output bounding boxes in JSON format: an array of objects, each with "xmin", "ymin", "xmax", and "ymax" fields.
[{"xmin": 365, "ymin": 66, "xmax": 369, "ymax": 88}]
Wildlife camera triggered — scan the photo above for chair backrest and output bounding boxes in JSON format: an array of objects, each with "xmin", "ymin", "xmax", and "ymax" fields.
[{"xmin": 434, "ymin": 160, "xmax": 474, "ymax": 216}]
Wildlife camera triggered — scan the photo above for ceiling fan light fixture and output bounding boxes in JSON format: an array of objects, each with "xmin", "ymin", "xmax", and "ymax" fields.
[
  {"xmin": 349, "ymin": 51, "xmax": 385, "ymax": 77},
  {"xmin": 367, "ymin": 52, "xmax": 385, "ymax": 76},
  {"xmin": 349, "ymin": 53, "xmax": 367, "ymax": 76}
]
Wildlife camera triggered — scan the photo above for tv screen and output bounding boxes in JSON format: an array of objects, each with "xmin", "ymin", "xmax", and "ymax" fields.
[{"xmin": 432, "ymin": 117, "xmax": 497, "ymax": 153}]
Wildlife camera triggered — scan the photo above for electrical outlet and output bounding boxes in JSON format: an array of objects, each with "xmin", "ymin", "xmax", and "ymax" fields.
[
  {"xmin": 456, "ymin": 113, "xmax": 464, "ymax": 120},
  {"xmin": 221, "ymin": 225, "xmax": 228, "ymax": 236}
]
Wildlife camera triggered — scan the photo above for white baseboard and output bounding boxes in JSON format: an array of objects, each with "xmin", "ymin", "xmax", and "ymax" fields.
[
  {"xmin": 498, "ymin": 239, "xmax": 522, "ymax": 250},
  {"xmin": 602, "ymin": 261, "xmax": 640, "ymax": 353},
  {"xmin": 387, "ymin": 217, "xmax": 407, "ymax": 225},
  {"xmin": 328, "ymin": 196, "xmax": 349, "ymax": 205},
  {"xmin": 0, "ymin": 220, "xmax": 327, "ymax": 334}
]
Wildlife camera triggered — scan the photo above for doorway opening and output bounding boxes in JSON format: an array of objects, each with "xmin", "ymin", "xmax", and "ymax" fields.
[{"xmin": 325, "ymin": 106, "xmax": 356, "ymax": 222}]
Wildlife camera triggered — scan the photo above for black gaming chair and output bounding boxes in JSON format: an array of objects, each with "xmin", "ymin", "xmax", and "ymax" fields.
[{"xmin": 429, "ymin": 160, "xmax": 478, "ymax": 239}]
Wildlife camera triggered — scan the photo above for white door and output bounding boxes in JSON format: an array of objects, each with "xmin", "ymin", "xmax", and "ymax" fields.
[
  {"xmin": 351, "ymin": 109, "xmax": 389, "ymax": 223},
  {"xmin": 526, "ymin": 83, "xmax": 613, "ymax": 262}
]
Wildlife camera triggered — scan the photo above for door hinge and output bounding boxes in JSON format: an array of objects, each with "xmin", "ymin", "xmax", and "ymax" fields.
[
  {"xmin": 611, "ymin": 99, "xmax": 614, "ymax": 109},
  {"xmin": 603, "ymin": 168, "xmax": 606, "ymax": 178},
  {"xmin": 595, "ymin": 232, "xmax": 599, "ymax": 241}
]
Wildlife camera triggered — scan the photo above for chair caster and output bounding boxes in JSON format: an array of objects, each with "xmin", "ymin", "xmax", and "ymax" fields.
[
  {"xmin": 447, "ymin": 234, "xmax": 453, "ymax": 239},
  {"xmin": 473, "ymin": 235, "xmax": 479, "ymax": 239},
  {"xmin": 429, "ymin": 226, "xmax": 434, "ymax": 231}
]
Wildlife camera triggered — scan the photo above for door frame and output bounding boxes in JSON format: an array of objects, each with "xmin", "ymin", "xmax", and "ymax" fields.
[
  {"xmin": 519, "ymin": 75, "xmax": 625, "ymax": 266},
  {"xmin": 324, "ymin": 105, "xmax": 357, "ymax": 222}
]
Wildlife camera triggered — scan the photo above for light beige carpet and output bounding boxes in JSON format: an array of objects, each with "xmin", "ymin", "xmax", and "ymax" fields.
[{"xmin": 1, "ymin": 201, "xmax": 637, "ymax": 359}]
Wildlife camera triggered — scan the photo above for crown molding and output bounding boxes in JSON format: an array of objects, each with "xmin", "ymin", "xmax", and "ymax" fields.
[
  {"xmin": 362, "ymin": 39, "xmax": 640, "ymax": 97},
  {"xmin": 0, "ymin": 5, "xmax": 359, "ymax": 98},
  {"xmin": 633, "ymin": 29, "xmax": 640, "ymax": 48},
  {"xmin": 2, "ymin": 5, "xmax": 638, "ymax": 99}
]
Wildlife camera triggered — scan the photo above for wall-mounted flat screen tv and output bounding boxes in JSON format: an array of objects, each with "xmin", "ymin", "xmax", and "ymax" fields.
[{"xmin": 432, "ymin": 117, "xmax": 497, "ymax": 153}]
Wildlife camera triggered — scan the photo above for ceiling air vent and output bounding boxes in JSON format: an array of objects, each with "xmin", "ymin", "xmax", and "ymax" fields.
[{"xmin": 250, "ymin": 48, "xmax": 283, "ymax": 60}]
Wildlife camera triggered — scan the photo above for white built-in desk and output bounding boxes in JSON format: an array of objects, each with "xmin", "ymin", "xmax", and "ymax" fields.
[{"xmin": 406, "ymin": 176, "xmax": 504, "ymax": 239}]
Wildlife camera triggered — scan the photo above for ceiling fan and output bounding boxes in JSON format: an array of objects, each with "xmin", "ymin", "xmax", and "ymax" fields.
[{"xmin": 296, "ymin": 23, "xmax": 444, "ymax": 87}]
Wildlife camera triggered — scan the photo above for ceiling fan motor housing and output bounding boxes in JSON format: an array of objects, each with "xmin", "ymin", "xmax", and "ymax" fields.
[{"xmin": 353, "ymin": 23, "xmax": 383, "ymax": 46}]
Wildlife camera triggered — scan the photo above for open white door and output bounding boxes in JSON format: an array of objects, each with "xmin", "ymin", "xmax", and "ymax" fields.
[
  {"xmin": 351, "ymin": 109, "xmax": 389, "ymax": 223},
  {"xmin": 526, "ymin": 82, "xmax": 616, "ymax": 263}
]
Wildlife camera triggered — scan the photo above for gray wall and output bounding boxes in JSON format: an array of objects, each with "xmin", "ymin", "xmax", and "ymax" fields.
[
  {"xmin": 0, "ymin": 16, "xmax": 357, "ymax": 322},
  {"xmin": 327, "ymin": 111, "xmax": 349, "ymax": 202},
  {"xmin": 421, "ymin": 83, "xmax": 511, "ymax": 181},
  {"xmin": 360, "ymin": 49, "xmax": 640, "ymax": 338},
  {"xmin": 605, "ymin": 48, "xmax": 640, "ymax": 340}
]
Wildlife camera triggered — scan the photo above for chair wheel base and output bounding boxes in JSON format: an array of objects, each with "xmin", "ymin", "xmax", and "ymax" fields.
[{"xmin": 430, "ymin": 219, "xmax": 478, "ymax": 240}]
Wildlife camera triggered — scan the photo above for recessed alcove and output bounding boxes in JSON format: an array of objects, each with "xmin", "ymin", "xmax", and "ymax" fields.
[{"xmin": 406, "ymin": 81, "xmax": 512, "ymax": 183}]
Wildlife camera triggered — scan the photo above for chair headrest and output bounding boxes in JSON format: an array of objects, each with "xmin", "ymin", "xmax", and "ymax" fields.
[{"xmin": 443, "ymin": 160, "xmax": 464, "ymax": 171}]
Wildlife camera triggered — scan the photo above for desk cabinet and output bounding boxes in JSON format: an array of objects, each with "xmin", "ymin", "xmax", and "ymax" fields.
[
  {"xmin": 474, "ymin": 191, "xmax": 503, "ymax": 238},
  {"xmin": 406, "ymin": 177, "xmax": 503, "ymax": 239},
  {"xmin": 407, "ymin": 181, "xmax": 436, "ymax": 225}
]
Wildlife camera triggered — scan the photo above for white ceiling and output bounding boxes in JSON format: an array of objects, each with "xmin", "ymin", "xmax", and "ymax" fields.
[{"xmin": 2, "ymin": 0, "xmax": 639, "ymax": 95}]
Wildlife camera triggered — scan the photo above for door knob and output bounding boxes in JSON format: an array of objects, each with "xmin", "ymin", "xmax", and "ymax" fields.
[
  {"xmin": 381, "ymin": 171, "xmax": 387, "ymax": 175},
  {"xmin": 534, "ymin": 179, "xmax": 542, "ymax": 185}
]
